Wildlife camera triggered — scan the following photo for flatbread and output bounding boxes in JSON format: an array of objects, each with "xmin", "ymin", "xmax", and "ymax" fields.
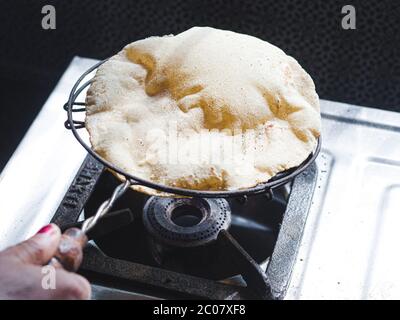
[{"xmin": 85, "ymin": 27, "xmax": 321, "ymax": 196}]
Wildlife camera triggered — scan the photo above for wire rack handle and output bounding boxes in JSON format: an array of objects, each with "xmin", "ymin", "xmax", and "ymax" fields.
[{"xmin": 81, "ymin": 179, "xmax": 132, "ymax": 233}]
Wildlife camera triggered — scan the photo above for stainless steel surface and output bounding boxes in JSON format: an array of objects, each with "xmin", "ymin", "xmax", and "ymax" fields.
[
  {"xmin": 287, "ymin": 101, "xmax": 400, "ymax": 300},
  {"xmin": 0, "ymin": 57, "xmax": 96, "ymax": 249},
  {"xmin": 0, "ymin": 56, "xmax": 399, "ymax": 299}
]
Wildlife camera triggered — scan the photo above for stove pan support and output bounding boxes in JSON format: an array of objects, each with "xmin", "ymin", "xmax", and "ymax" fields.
[
  {"xmin": 52, "ymin": 155, "xmax": 104, "ymax": 225},
  {"xmin": 51, "ymin": 155, "xmax": 249, "ymax": 299},
  {"xmin": 211, "ymin": 163, "xmax": 317, "ymax": 300},
  {"xmin": 52, "ymin": 155, "xmax": 318, "ymax": 300},
  {"xmin": 81, "ymin": 243, "xmax": 249, "ymax": 300},
  {"xmin": 217, "ymin": 230, "xmax": 271, "ymax": 299},
  {"xmin": 265, "ymin": 163, "xmax": 318, "ymax": 299}
]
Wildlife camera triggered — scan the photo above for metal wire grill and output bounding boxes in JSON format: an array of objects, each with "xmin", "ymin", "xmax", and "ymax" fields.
[{"xmin": 64, "ymin": 59, "xmax": 321, "ymax": 198}]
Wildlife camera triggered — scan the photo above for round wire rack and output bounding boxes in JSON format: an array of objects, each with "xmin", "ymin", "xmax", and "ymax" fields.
[{"xmin": 64, "ymin": 59, "xmax": 321, "ymax": 198}]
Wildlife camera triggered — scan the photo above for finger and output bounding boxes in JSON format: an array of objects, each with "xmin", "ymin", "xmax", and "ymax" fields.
[
  {"xmin": 25, "ymin": 266, "xmax": 91, "ymax": 300},
  {"xmin": 64, "ymin": 273, "xmax": 91, "ymax": 300},
  {"xmin": 50, "ymin": 228, "xmax": 87, "ymax": 271},
  {"xmin": 50, "ymin": 269, "xmax": 92, "ymax": 300},
  {"xmin": 1, "ymin": 224, "xmax": 61, "ymax": 265},
  {"xmin": 48, "ymin": 257, "xmax": 64, "ymax": 269}
]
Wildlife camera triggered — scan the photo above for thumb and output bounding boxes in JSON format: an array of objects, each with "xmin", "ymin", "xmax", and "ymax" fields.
[{"xmin": 2, "ymin": 223, "xmax": 61, "ymax": 265}]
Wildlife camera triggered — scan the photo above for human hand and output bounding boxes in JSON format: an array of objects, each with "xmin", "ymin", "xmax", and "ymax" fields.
[{"xmin": 0, "ymin": 224, "xmax": 91, "ymax": 299}]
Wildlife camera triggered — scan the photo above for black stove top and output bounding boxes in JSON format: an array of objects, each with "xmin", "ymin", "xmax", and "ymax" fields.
[{"xmin": 52, "ymin": 155, "xmax": 317, "ymax": 300}]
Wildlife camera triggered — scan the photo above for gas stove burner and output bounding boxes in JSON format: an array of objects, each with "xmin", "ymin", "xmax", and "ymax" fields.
[{"xmin": 143, "ymin": 197, "xmax": 231, "ymax": 247}]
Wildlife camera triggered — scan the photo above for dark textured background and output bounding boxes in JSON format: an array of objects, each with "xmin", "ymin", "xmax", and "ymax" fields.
[{"xmin": 0, "ymin": 0, "xmax": 399, "ymax": 170}]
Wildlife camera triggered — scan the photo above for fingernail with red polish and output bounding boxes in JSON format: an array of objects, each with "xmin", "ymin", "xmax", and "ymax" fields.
[{"xmin": 37, "ymin": 224, "xmax": 53, "ymax": 234}]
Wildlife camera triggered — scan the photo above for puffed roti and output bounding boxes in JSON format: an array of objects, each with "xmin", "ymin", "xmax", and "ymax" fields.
[{"xmin": 85, "ymin": 27, "xmax": 321, "ymax": 195}]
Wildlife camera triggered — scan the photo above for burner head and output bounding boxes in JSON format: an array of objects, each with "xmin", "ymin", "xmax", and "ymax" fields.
[{"xmin": 143, "ymin": 197, "xmax": 231, "ymax": 247}]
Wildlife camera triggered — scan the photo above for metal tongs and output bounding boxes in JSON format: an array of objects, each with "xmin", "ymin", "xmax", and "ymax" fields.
[{"xmin": 49, "ymin": 180, "xmax": 132, "ymax": 271}]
